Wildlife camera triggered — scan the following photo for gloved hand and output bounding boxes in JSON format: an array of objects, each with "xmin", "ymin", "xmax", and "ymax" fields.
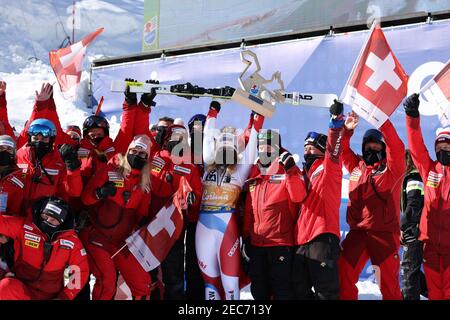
[
  {"xmin": 330, "ymin": 99, "xmax": 344, "ymax": 117},
  {"xmin": 95, "ymin": 181, "xmax": 117, "ymax": 200},
  {"xmin": 279, "ymin": 151, "xmax": 296, "ymax": 172},
  {"xmin": 210, "ymin": 100, "xmax": 221, "ymax": 113},
  {"xmin": 241, "ymin": 237, "xmax": 252, "ymax": 262},
  {"xmin": 186, "ymin": 192, "xmax": 196, "ymax": 206},
  {"xmin": 141, "ymin": 79, "xmax": 159, "ymax": 107},
  {"xmin": 59, "ymin": 144, "xmax": 81, "ymax": 171},
  {"xmin": 403, "ymin": 93, "xmax": 420, "ymax": 118},
  {"xmin": 124, "ymin": 78, "xmax": 138, "ymax": 105},
  {"xmin": 401, "ymin": 224, "xmax": 420, "ymax": 245},
  {"xmin": 329, "ymin": 99, "xmax": 345, "ymax": 129}
]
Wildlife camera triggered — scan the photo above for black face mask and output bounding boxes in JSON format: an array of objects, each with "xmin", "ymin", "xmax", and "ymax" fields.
[
  {"xmin": 363, "ymin": 148, "xmax": 385, "ymax": 166},
  {"xmin": 90, "ymin": 136, "xmax": 104, "ymax": 146},
  {"xmin": 155, "ymin": 126, "xmax": 167, "ymax": 147},
  {"xmin": 0, "ymin": 151, "xmax": 14, "ymax": 166},
  {"xmin": 127, "ymin": 153, "xmax": 147, "ymax": 170},
  {"xmin": 436, "ymin": 150, "xmax": 450, "ymax": 166},
  {"xmin": 303, "ymin": 154, "xmax": 323, "ymax": 171},
  {"xmin": 258, "ymin": 151, "xmax": 277, "ymax": 167},
  {"xmin": 31, "ymin": 141, "xmax": 52, "ymax": 160},
  {"xmin": 39, "ymin": 220, "xmax": 59, "ymax": 238},
  {"xmin": 166, "ymin": 140, "xmax": 184, "ymax": 157},
  {"xmin": 215, "ymin": 147, "xmax": 237, "ymax": 165}
]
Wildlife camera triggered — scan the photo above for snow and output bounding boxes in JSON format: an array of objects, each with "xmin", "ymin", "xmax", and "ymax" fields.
[
  {"xmin": 0, "ymin": 0, "xmax": 145, "ymax": 136},
  {"xmin": 0, "ymin": 0, "xmax": 385, "ymax": 300}
]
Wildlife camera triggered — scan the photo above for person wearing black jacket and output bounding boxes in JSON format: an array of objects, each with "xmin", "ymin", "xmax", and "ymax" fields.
[{"xmin": 400, "ymin": 149, "xmax": 427, "ymax": 300}]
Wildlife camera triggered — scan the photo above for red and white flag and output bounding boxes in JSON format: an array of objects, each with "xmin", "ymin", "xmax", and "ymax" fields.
[
  {"xmin": 340, "ymin": 24, "xmax": 408, "ymax": 128},
  {"xmin": 125, "ymin": 177, "xmax": 192, "ymax": 272},
  {"xmin": 421, "ymin": 59, "xmax": 450, "ymax": 127},
  {"xmin": 49, "ymin": 28, "xmax": 104, "ymax": 95}
]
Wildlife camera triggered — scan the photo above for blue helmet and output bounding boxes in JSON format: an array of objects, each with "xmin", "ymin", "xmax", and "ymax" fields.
[
  {"xmin": 188, "ymin": 114, "xmax": 206, "ymax": 131},
  {"xmin": 27, "ymin": 118, "xmax": 57, "ymax": 139}
]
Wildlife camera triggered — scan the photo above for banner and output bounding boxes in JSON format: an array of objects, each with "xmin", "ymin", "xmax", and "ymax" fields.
[{"xmin": 93, "ymin": 19, "xmax": 450, "ymax": 281}]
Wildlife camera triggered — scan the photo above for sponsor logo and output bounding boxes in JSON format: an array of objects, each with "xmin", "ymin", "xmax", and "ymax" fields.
[
  {"xmin": 25, "ymin": 240, "xmax": 39, "ymax": 249},
  {"xmin": 174, "ymin": 165, "xmax": 191, "ymax": 175},
  {"xmin": 60, "ymin": 239, "xmax": 75, "ymax": 249},
  {"xmin": 250, "ymin": 84, "xmax": 259, "ymax": 95},
  {"xmin": 24, "ymin": 232, "xmax": 41, "ymax": 243},
  {"xmin": 227, "ymin": 239, "xmax": 240, "ymax": 257},
  {"xmin": 80, "ymin": 249, "xmax": 87, "ymax": 256}
]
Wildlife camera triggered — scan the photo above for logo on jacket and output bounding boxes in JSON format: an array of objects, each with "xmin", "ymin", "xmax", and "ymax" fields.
[{"xmin": 426, "ymin": 171, "xmax": 442, "ymax": 188}]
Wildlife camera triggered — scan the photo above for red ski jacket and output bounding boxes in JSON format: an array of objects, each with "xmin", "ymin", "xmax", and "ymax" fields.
[
  {"xmin": 16, "ymin": 146, "xmax": 82, "ymax": 218},
  {"xmin": 0, "ymin": 167, "xmax": 27, "ymax": 216},
  {"xmin": 342, "ymin": 120, "xmax": 405, "ymax": 233},
  {"xmin": 0, "ymin": 214, "xmax": 89, "ymax": 300},
  {"xmin": 82, "ymin": 155, "xmax": 151, "ymax": 248},
  {"xmin": 244, "ymin": 154, "xmax": 306, "ymax": 247},
  {"xmin": 406, "ymin": 116, "xmax": 450, "ymax": 253},
  {"xmin": 294, "ymin": 127, "xmax": 344, "ymax": 246}
]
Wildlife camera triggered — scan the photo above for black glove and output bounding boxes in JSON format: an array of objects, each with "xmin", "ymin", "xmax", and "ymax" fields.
[
  {"xmin": 279, "ymin": 151, "xmax": 296, "ymax": 172},
  {"xmin": 141, "ymin": 79, "xmax": 159, "ymax": 107},
  {"xmin": 330, "ymin": 99, "xmax": 344, "ymax": 117},
  {"xmin": 401, "ymin": 224, "xmax": 420, "ymax": 245},
  {"xmin": 59, "ymin": 144, "xmax": 81, "ymax": 171},
  {"xmin": 210, "ymin": 100, "xmax": 221, "ymax": 113},
  {"xmin": 186, "ymin": 192, "xmax": 196, "ymax": 206},
  {"xmin": 403, "ymin": 93, "xmax": 420, "ymax": 118},
  {"xmin": 124, "ymin": 78, "xmax": 138, "ymax": 105},
  {"xmin": 95, "ymin": 181, "xmax": 117, "ymax": 200},
  {"xmin": 241, "ymin": 237, "xmax": 252, "ymax": 262}
]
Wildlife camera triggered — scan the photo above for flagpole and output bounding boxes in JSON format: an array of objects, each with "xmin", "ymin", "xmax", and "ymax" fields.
[
  {"xmin": 111, "ymin": 243, "xmax": 128, "ymax": 259},
  {"xmin": 72, "ymin": 0, "xmax": 76, "ymax": 44}
]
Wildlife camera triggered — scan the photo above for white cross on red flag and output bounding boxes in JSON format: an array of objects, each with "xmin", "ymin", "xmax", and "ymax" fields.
[
  {"xmin": 49, "ymin": 28, "xmax": 104, "ymax": 94},
  {"xmin": 125, "ymin": 177, "xmax": 192, "ymax": 272},
  {"xmin": 340, "ymin": 24, "xmax": 408, "ymax": 128},
  {"xmin": 421, "ymin": 59, "xmax": 450, "ymax": 127}
]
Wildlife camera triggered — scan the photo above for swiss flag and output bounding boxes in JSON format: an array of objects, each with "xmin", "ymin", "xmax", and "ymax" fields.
[
  {"xmin": 421, "ymin": 59, "xmax": 450, "ymax": 127},
  {"xmin": 49, "ymin": 28, "xmax": 104, "ymax": 94},
  {"xmin": 341, "ymin": 24, "xmax": 408, "ymax": 128},
  {"xmin": 125, "ymin": 177, "xmax": 192, "ymax": 272}
]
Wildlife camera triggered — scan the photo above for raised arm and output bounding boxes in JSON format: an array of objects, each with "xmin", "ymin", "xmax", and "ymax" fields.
[
  {"xmin": 236, "ymin": 112, "xmax": 264, "ymax": 182},
  {"xmin": 341, "ymin": 111, "xmax": 361, "ymax": 173},
  {"xmin": 380, "ymin": 119, "xmax": 405, "ymax": 178},
  {"xmin": 203, "ymin": 101, "xmax": 221, "ymax": 165},
  {"xmin": 404, "ymin": 93, "xmax": 434, "ymax": 178},
  {"xmin": 0, "ymin": 81, "xmax": 16, "ymax": 139}
]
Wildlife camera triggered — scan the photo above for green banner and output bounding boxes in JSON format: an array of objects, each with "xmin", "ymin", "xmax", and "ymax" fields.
[{"xmin": 142, "ymin": 0, "xmax": 160, "ymax": 51}]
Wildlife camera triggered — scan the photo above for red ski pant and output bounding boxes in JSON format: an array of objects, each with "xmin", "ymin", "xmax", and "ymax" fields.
[
  {"xmin": 423, "ymin": 248, "xmax": 450, "ymax": 300},
  {"xmin": 0, "ymin": 278, "xmax": 34, "ymax": 300},
  {"xmin": 83, "ymin": 240, "xmax": 152, "ymax": 300},
  {"xmin": 338, "ymin": 230, "xmax": 402, "ymax": 300}
]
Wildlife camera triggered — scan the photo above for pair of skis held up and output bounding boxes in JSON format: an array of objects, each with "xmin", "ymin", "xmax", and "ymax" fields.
[{"xmin": 110, "ymin": 50, "xmax": 337, "ymax": 118}]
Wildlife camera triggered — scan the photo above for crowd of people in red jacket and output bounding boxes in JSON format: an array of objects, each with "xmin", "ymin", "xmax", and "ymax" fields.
[{"xmin": 0, "ymin": 79, "xmax": 448, "ymax": 300}]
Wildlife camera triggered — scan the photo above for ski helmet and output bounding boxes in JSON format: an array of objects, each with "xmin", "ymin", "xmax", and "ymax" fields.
[
  {"xmin": 304, "ymin": 131, "xmax": 327, "ymax": 153},
  {"xmin": 27, "ymin": 118, "xmax": 57, "ymax": 142},
  {"xmin": 82, "ymin": 115, "xmax": 109, "ymax": 138}
]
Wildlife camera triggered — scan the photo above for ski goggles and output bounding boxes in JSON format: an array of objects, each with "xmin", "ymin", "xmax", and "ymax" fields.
[
  {"xmin": 28, "ymin": 124, "xmax": 54, "ymax": 137},
  {"xmin": 304, "ymin": 131, "xmax": 326, "ymax": 149},
  {"xmin": 84, "ymin": 117, "xmax": 108, "ymax": 129}
]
